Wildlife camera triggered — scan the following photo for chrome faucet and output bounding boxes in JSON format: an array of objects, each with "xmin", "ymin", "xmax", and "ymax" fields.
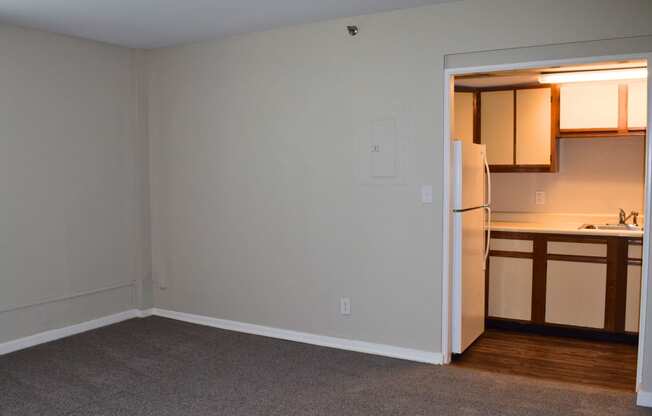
[{"xmin": 619, "ymin": 208, "xmax": 639, "ymax": 226}]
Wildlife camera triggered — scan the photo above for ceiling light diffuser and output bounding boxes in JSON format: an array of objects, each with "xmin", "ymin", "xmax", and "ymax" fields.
[{"xmin": 539, "ymin": 68, "xmax": 647, "ymax": 84}]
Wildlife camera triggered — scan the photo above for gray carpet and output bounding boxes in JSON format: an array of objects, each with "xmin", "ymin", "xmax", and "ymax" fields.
[{"xmin": 1, "ymin": 317, "xmax": 650, "ymax": 415}]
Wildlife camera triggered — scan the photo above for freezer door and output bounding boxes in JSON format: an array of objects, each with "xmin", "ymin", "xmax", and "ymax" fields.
[
  {"xmin": 452, "ymin": 140, "xmax": 487, "ymax": 211},
  {"xmin": 452, "ymin": 207, "xmax": 486, "ymax": 354}
]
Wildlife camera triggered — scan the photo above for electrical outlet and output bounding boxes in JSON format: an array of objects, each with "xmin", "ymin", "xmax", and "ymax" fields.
[
  {"xmin": 535, "ymin": 191, "xmax": 546, "ymax": 205},
  {"xmin": 340, "ymin": 297, "xmax": 351, "ymax": 316}
]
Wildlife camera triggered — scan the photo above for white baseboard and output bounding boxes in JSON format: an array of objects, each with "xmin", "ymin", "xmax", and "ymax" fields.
[
  {"xmin": 139, "ymin": 308, "xmax": 155, "ymax": 318},
  {"xmin": 0, "ymin": 309, "xmax": 141, "ymax": 356},
  {"xmin": 151, "ymin": 308, "xmax": 443, "ymax": 365},
  {"xmin": 0, "ymin": 306, "xmax": 443, "ymax": 365},
  {"xmin": 637, "ymin": 390, "xmax": 652, "ymax": 407}
]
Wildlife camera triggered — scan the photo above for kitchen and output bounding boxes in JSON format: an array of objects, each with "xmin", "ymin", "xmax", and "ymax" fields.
[{"xmin": 450, "ymin": 61, "xmax": 647, "ymax": 390}]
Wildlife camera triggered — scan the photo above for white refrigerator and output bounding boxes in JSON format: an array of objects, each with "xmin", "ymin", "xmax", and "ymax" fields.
[{"xmin": 451, "ymin": 140, "xmax": 491, "ymax": 354}]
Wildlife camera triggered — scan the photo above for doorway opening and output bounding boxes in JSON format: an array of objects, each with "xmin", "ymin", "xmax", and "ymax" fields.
[{"xmin": 443, "ymin": 56, "xmax": 650, "ymax": 394}]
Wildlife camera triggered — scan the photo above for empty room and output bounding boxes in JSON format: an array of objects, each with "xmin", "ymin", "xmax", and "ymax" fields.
[{"xmin": 2, "ymin": 0, "xmax": 652, "ymax": 415}]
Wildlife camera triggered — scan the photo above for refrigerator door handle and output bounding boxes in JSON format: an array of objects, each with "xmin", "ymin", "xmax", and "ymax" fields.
[
  {"xmin": 483, "ymin": 150, "xmax": 491, "ymax": 206},
  {"xmin": 483, "ymin": 206, "xmax": 491, "ymax": 271},
  {"xmin": 452, "ymin": 205, "xmax": 488, "ymax": 213}
]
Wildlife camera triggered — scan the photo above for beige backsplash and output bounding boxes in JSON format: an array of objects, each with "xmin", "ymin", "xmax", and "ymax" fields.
[{"xmin": 491, "ymin": 136, "xmax": 645, "ymax": 215}]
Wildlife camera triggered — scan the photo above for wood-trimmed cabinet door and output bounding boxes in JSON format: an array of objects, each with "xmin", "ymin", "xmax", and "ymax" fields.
[
  {"xmin": 627, "ymin": 79, "xmax": 647, "ymax": 130},
  {"xmin": 626, "ymin": 242, "xmax": 643, "ymax": 333},
  {"xmin": 560, "ymin": 82, "xmax": 620, "ymax": 131},
  {"xmin": 515, "ymin": 88, "xmax": 552, "ymax": 165},
  {"xmin": 626, "ymin": 264, "xmax": 642, "ymax": 332},
  {"xmin": 488, "ymin": 258, "xmax": 533, "ymax": 321},
  {"xmin": 481, "ymin": 90, "xmax": 514, "ymax": 165},
  {"xmin": 454, "ymin": 91, "xmax": 475, "ymax": 144},
  {"xmin": 545, "ymin": 260, "xmax": 607, "ymax": 329}
]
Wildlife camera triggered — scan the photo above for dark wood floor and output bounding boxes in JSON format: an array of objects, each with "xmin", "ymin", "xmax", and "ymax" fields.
[{"xmin": 452, "ymin": 329, "xmax": 638, "ymax": 391}]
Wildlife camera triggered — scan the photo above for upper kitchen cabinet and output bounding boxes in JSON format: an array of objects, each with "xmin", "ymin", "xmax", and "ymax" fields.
[
  {"xmin": 560, "ymin": 82, "xmax": 619, "ymax": 131},
  {"xmin": 453, "ymin": 91, "xmax": 476, "ymax": 145},
  {"xmin": 516, "ymin": 88, "xmax": 553, "ymax": 166},
  {"xmin": 627, "ymin": 79, "xmax": 647, "ymax": 130},
  {"xmin": 559, "ymin": 80, "xmax": 647, "ymax": 137},
  {"xmin": 481, "ymin": 90, "xmax": 514, "ymax": 166},
  {"xmin": 477, "ymin": 86, "xmax": 557, "ymax": 172}
]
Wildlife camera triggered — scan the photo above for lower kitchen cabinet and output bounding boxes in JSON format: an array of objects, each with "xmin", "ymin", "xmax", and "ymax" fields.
[
  {"xmin": 626, "ymin": 265, "xmax": 642, "ymax": 332},
  {"xmin": 488, "ymin": 256, "xmax": 532, "ymax": 320},
  {"xmin": 545, "ymin": 260, "xmax": 606, "ymax": 329},
  {"xmin": 487, "ymin": 232, "xmax": 642, "ymax": 339}
]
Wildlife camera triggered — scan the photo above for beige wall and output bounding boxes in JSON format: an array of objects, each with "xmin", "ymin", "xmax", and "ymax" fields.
[
  {"xmin": 0, "ymin": 24, "xmax": 150, "ymax": 343},
  {"xmin": 493, "ymin": 136, "xmax": 645, "ymax": 214},
  {"xmin": 146, "ymin": 0, "xmax": 652, "ymax": 363}
]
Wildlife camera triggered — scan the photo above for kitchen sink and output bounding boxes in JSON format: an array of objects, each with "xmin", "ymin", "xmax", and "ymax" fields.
[{"xmin": 579, "ymin": 223, "xmax": 641, "ymax": 231}]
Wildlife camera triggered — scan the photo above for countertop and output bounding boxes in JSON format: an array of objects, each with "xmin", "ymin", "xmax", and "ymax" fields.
[{"xmin": 491, "ymin": 220, "xmax": 643, "ymax": 238}]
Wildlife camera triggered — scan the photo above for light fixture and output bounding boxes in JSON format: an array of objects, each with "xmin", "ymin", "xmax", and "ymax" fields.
[{"xmin": 538, "ymin": 68, "xmax": 647, "ymax": 84}]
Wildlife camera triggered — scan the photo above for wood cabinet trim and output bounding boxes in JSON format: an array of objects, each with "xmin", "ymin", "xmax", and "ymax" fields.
[
  {"xmin": 547, "ymin": 254, "xmax": 607, "ymax": 264},
  {"xmin": 605, "ymin": 238, "xmax": 628, "ymax": 332},
  {"xmin": 550, "ymin": 85, "xmax": 560, "ymax": 171},
  {"xmin": 489, "ymin": 250, "xmax": 533, "ymax": 259},
  {"xmin": 531, "ymin": 236, "xmax": 548, "ymax": 324}
]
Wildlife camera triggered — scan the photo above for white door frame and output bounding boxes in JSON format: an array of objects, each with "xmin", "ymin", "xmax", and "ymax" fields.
[{"xmin": 441, "ymin": 52, "xmax": 652, "ymax": 394}]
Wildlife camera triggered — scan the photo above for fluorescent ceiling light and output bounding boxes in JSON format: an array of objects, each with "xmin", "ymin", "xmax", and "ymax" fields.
[{"xmin": 539, "ymin": 68, "xmax": 647, "ymax": 84}]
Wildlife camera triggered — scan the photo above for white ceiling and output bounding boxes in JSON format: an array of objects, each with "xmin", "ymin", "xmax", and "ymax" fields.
[{"xmin": 0, "ymin": 0, "xmax": 456, "ymax": 49}]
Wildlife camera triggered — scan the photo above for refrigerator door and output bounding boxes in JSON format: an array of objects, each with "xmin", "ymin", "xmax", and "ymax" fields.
[
  {"xmin": 452, "ymin": 207, "xmax": 486, "ymax": 354},
  {"xmin": 452, "ymin": 140, "xmax": 486, "ymax": 211},
  {"xmin": 451, "ymin": 139, "xmax": 488, "ymax": 355}
]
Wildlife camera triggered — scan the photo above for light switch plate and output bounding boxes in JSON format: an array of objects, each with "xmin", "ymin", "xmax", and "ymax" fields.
[
  {"xmin": 421, "ymin": 185, "xmax": 433, "ymax": 204},
  {"xmin": 340, "ymin": 297, "xmax": 351, "ymax": 316},
  {"xmin": 535, "ymin": 191, "xmax": 546, "ymax": 205}
]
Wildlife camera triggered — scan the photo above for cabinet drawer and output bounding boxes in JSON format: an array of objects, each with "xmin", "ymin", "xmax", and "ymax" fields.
[
  {"xmin": 626, "ymin": 265, "xmax": 642, "ymax": 333},
  {"xmin": 488, "ymin": 256, "xmax": 532, "ymax": 320},
  {"xmin": 545, "ymin": 260, "xmax": 606, "ymax": 328},
  {"xmin": 490, "ymin": 238, "xmax": 533, "ymax": 253},
  {"xmin": 547, "ymin": 241, "xmax": 606, "ymax": 257},
  {"xmin": 629, "ymin": 243, "xmax": 643, "ymax": 260}
]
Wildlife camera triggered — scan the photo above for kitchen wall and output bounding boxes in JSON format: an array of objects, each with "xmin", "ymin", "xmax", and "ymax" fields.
[
  {"xmin": 146, "ymin": 0, "xmax": 652, "ymax": 365},
  {"xmin": 492, "ymin": 136, "xmax": 645, "ymax": 215},
  {"xmin": 0, "ymin": 24, "xmax": 150, "ymax": 344}
]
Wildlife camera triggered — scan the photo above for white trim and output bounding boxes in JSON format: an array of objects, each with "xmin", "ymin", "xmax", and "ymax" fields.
[
  {"xmin": 139, "ymin": 308, "xmax": 156, "ymax": 318},
  {"xmin": 441, "ymin": 72, "xmax": 452, "ymax": 363},
  {"xmin": 441, "ymin": 52, "xmax": 652, "ymax": 386},
  {"xmin": 446, "ymin": 53, "xmax": 649, "ymax": 76},
  {"xmin": 152, "ymin": 308, "xmax": 442, "ymax": 364},
  {"xmin": 636, "ymin": 53, "xmax": 652, "ymax": 388},
  {"xmin": 638, "ymin": 390, "xmax": 652, "ymax": 408},
  {"xmin": 0, "ymin": 306, "xmax": 442, "ymax": 365},
  {"xmin": 0, "ymin": 309, "xmax": 142, "ymax": 355}
]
